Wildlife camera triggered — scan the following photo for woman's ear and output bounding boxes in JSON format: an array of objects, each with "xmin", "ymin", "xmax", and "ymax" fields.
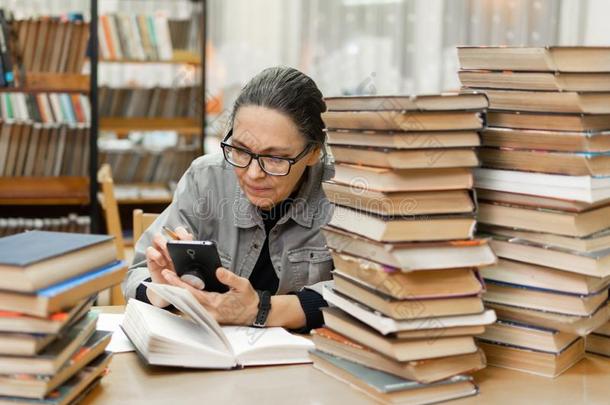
[{"xmin": 305, "ymin": 145, "xmax": 322, "ymax": 166}]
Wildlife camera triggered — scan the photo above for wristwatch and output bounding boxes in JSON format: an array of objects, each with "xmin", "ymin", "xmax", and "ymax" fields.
[{"xmin": 253, "ymin": 290, "xmax": 272, "ymax": 328}]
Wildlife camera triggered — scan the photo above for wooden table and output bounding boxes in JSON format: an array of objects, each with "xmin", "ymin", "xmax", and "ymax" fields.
[{"xmin": 84, "ymin": 307, "xmax": 610, "ymax": 405}]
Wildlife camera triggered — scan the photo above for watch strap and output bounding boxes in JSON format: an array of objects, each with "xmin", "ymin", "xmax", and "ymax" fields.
[{"xmin": 253, "ymin": 290, "xmax": 272, "ymax": 328}]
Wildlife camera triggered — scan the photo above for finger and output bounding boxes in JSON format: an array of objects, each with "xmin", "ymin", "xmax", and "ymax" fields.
[
  {"xmin": 175, "ymin": 226, "xmax": 193, "ymax": 241},
  {"xmin": 152, "ymin": 233, "xmax": 173, "ymax": 268},
  {"xmin": 216, "ymin": 267, "xmax": 248, "ymax": 291},
  {"xmin": 162, "ymin": 270, "xmax": 216, "ymax": 306},
  {"xmin": 146, "ymin": 246, "xmax": 167, "ymax": 269}
]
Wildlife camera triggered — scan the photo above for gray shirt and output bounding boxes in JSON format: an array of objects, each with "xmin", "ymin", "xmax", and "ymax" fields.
[{"xmin": 122, "ymin": 152, "xmax": 335, "ymax": 299}]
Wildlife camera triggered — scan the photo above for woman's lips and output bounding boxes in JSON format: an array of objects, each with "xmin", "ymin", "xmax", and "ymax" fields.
[{"xmin": 245, "ymin": 184, "xmax": 272, "ymax": 194}]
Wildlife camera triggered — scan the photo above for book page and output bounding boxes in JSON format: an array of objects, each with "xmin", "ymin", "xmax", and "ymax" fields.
[
  {"xmin": 224, "ymin": 326, "xmax": 314, "ymax": 365},
  {"xmin": 144, "ymin": 282, "xmax": 233, "ymax": 353}
]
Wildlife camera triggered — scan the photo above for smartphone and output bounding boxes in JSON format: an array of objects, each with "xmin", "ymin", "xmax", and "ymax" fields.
[{"xmin": 166, "ymin": 240, "xmax": 229, "ymax": 293}]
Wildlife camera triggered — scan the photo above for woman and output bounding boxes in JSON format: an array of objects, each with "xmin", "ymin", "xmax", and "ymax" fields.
[{"xmin": 123, "ymin": 66, "xmax": 335, "ymax": 331}]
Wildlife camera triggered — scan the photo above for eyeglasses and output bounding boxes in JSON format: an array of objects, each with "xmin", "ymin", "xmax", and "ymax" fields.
[{"xmin": 220, "ymin": 129, "xmax": 313, "ymax": 176}]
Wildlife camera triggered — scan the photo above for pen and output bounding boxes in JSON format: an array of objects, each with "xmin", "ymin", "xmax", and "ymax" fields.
[{"xmin": 162, "ymin": 226, "xmax": 180, "ymax": 240}]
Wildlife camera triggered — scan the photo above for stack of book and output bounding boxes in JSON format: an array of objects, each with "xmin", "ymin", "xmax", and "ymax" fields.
[
  {"xmin": 0, "ymin": 231, "xmax": 127, "ymax": 402},
  {"xmin": 586, "ymin": 321, "xmax": 610, "ymax": 357},
  {"xmin": 458, "ymin": 46, "xmax": 610, "ymax": 377},
  {"xmin": 313, "ymin": 94, "xmax": 497, "ymax": 404}
]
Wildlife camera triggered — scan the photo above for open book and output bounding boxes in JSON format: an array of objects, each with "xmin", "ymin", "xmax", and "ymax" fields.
[{"xmin": 121, "ymin": 283, "xmax": 314, "ymax": 369}]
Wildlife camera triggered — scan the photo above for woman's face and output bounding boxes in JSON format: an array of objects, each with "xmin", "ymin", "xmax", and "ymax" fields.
[{"xmin": 231, "ymin": 105, "xmax": 319, "ymax": 210}]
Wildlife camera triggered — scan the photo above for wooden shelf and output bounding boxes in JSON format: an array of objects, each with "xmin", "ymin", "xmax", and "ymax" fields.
[
  {"xmin": 109, "ymin": 182, "xmax": 173, "ymax": 205},
  {"xmin": 100, "ymin": 117, "xmax": 201, "ymax": 135},
  {"xmin": 99, "ymin": 50, "xmax": 201, "ymax": 66},
  {"xmin": 0, "ymin": 176, "xmax": 90, "ymax": 205},
  {"xmin": 0, "ymin": 73, "xmax": 90, "ymax": 93}
]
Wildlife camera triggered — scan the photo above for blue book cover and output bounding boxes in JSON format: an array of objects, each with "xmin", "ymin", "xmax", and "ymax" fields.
[
  {"xmin": 0, "ymin": 231, "xmax": 112, "ymax": 267},
  {"xmin": 38, "ymin": 261, "xmax": 125, "ymax": 298}
]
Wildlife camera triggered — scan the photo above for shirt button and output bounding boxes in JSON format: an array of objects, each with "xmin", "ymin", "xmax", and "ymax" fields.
[{"xmin": 253, "ymin": 243, "xmax": 259, "ymax": 249}]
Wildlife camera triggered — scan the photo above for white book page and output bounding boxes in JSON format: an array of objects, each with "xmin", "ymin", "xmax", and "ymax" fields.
[
  {"xmin": 144, "ymin": 283, "xmax": 234, "ymax": 354},
  {"xmin": 223, "ymin": 326, "xmax": 314, "ymax": 366},
  {"xmin": 127, "ymin": 299, "xmax": 229, "ymax": 355}
]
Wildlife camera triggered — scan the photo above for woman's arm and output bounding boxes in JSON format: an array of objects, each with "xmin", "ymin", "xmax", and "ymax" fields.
[{"xmin": 266, "ymin": 295, "xmax": 306, "ymax": 329}]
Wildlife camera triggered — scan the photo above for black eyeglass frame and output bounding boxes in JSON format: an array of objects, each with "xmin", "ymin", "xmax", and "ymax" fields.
[{"xmin": 220, "ymin": 129, "xmax": 314, "ymax": 176}]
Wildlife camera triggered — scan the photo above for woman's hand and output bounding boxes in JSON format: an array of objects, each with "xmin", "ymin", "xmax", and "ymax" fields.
[
  {"xmin": 145, "ymin": 226, "xmax": 193, "ymax": 307},
  {"xmin": 162, "ymin": 267, "xmax": 260, "ymax": 325}
]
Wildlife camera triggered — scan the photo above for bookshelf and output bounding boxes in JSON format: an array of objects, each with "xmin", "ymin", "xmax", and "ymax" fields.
[
  {"xmin": 0, "ymin": 0, "xmax": 100, "ymax": 235},
  {"xmin": 0, "ymin": 1, "xmax": 207, "ymax": 236},
  {"xmin": 98, "ymin": 0, "xmax": 207, "ymax": 240}
]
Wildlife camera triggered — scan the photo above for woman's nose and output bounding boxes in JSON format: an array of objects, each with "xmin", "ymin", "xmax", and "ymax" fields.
[{"xmin": 246, "ymin": 158, "xmax": 266, "ymax": 179}]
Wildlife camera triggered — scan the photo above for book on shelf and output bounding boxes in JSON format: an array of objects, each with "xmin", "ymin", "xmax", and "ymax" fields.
[
  {"xmin": 121, "ymin": 283, "xmax": 314, "ymax": 369},
  {"xmin": 0, "ymin": 230, "xmax": 116, "ymax": 292},
  {"xmin": 311, "ymin": 328, "xmax": 486, "ymax": 383},
  {"xmin": 326, "ymin": 129, "xmax": 481, "ymax": 149},
  {"xmin": 8, "ymin": 13, "xmax": 89, "ymax": 79},
  {"xmin": 98, "ymin": 13, "xmax": 201, "ymax": 62},
  {"xmin": 0, "ymin": 216, "xmax": 91, "ymax": 238},
  {"xmin": 322, "ymin": 182, "xmax": 475, "ymax": 216},
  {"xmin": 98, "ymin": 145, "xmax": 196, "ymax": 184},
  {"xmin": 99, "ymin": 85, "xmax": 201, "ymax": 118},
  {"xmin": 310, "ymin": 350, "xmax": 478, "ymax": 405},
  {"xmin": 457, "ymin": 46, "xmax": 610, "ymax": 72},
  {"xmin": 479, "ymin": 320, "xmax": 579, "ymax": 353},
  {"xmin": 477, "ymin": 338, "xmax": 585, "ymax": 378}
]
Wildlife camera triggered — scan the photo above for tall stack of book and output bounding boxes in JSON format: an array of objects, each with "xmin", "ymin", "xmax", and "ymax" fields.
[
  {"xmin": 313, "ymin": 94, "xmax": 497, "ymax": 404},
  {"xmin": 0, "ymin": 231, "xmax": 127, "ymax": 402},
  {"xmin": 458, "ymin": 46, "xmax": 610, "ymax": 377}
]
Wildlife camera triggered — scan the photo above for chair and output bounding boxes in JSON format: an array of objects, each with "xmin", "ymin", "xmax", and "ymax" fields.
[
  {"xmin": 97, "ymin": 163, "xmax": 126, "ymax": 305},
  {"xmin": 132, "ymin": 209, "xmax": 159, "ymax": 244}
]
